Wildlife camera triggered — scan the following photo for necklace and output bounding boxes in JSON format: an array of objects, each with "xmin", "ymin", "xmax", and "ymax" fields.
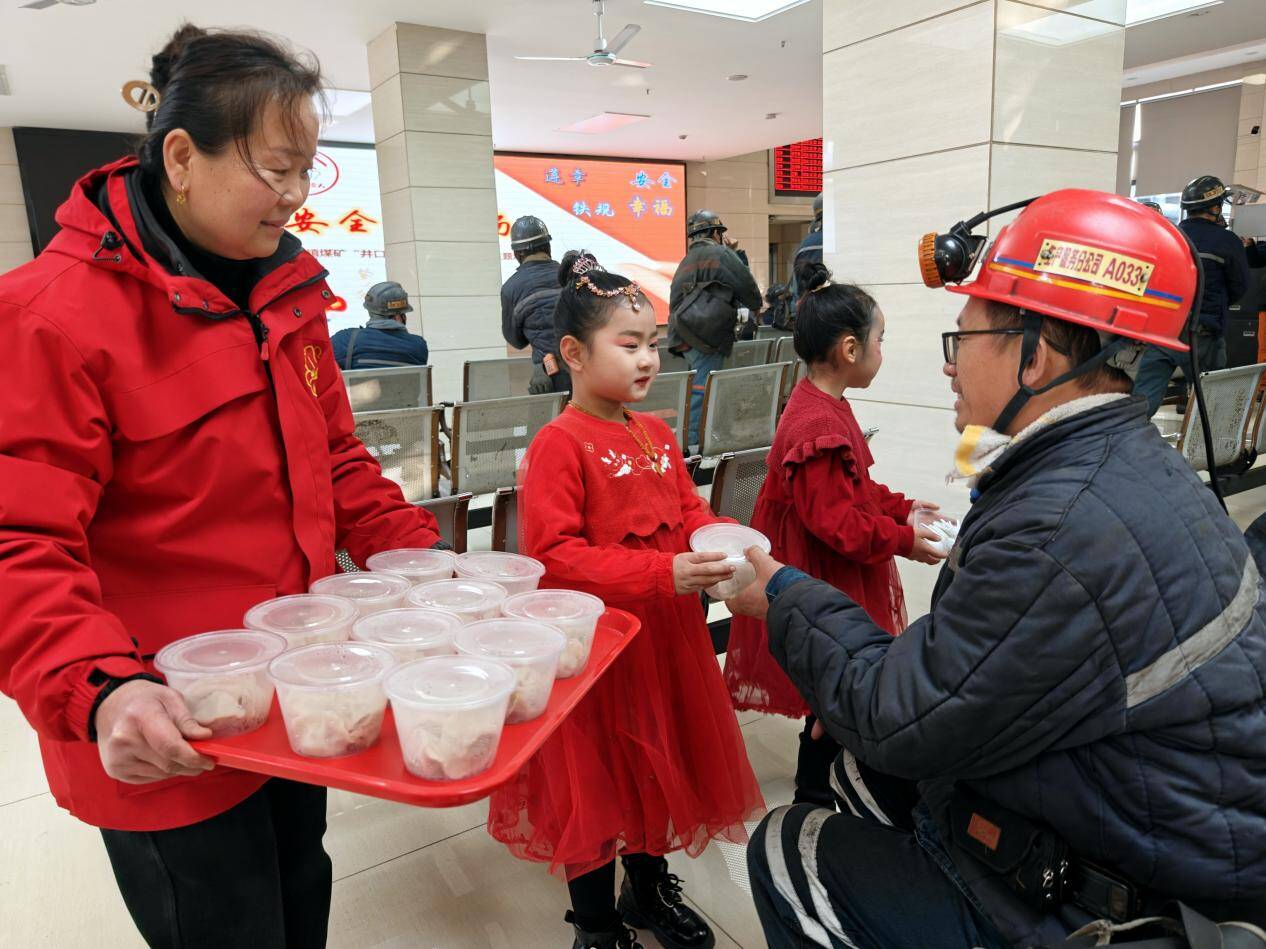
[{"xmin": 568, "ymin": 400, "xmax": 664, "ymax": 474}]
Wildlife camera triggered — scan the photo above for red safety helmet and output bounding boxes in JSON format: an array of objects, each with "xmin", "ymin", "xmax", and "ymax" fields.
[{"xmin": 920, "ymin": 189, "xmax": 1197, "ymax": 352}]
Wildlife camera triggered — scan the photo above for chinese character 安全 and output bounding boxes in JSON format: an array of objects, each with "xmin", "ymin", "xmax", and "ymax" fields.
[
  {"xmin": 628, "ymin": 195, "xmax": 648, "ymax": 219},
  {"xmin": 286, "ymin": 208, "xmax": 329, "ymax": 234},
  {"xmin": 572, "ymin": 201, "xmax": 592, "ymax": 217},
  {"xmin": 657, "ymin": 171, "xmax": 678, "ymax": 190},
  {"xmin": 594, "ymin": 202, "xmax": 615, "ymax": 218},
  {"xmin": 571, "ymin": 167, "xmax": 587, "ymax": 186},
  {"xmin": 338, "ymin": 209, "xmax": 379, "ymax": 234},
  {"xmin": 630, "ymin": 170, "xmax": 652, "ymax": 189},
  {"xmin": 651, "ymin": 198, "xmax": 673, "ymax": 217},
  {"xmin": 545, "ymin": 166, "xmax": 563, "ymax": 185}
]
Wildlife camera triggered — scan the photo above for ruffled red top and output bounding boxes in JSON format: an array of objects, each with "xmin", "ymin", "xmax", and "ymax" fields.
[
  {"xmin": 726, "ymin": 379, "xmax": 912, "ymax": 718},
  {"xmin": 487, "ymin": 406, "xmax": 765, "ymax": 878}
]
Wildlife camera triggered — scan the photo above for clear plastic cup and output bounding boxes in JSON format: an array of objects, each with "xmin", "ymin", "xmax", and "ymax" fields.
[
  {"xmin": 155, "ymin": 630, "xmax": 286, "ymax": 738},
  {"xmin": 384, "ymin": 656, "xmax": 516, "ymax": 781},
  {"xmin": 689, "ymin": 523, "xmax": 772, "ymax": 600},
  {"xmin": 454, "ymin": 620, "xmax": 565, "ymax": 724},
  {"xmin": 501, "ymin": 590, "xmax": 605, "ymax": 679},
  {"xmin": 454, "ymin": 552, "xmax": 546, "ymax": 596},
  {"xmin": 243, "ymin": 594, "xmax": 358, "ymax": 648},
  {"xmin": 406, "ymin": 579, "xmax": 508, "ymax": 624},
  {"xmin": 268, "ymin": 642, "xmax": 396, "ymax": 758},
  {"xmin": 365, "ymin": 548, "xmax": 456, "ymax": 586},
  {"xmin": 309, "ymin": 572, "xmax": 412, "ymax": 617},
  {"xmin": 351, "ymin": 608, "xmax": 465, "ymax": 663}
]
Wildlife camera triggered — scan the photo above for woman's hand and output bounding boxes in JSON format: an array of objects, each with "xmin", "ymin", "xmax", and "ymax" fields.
[
  {"xmin": 94, "ymin": 680, "xmax": 215, "ymax": 784},
  {"xmin": 725, "ymin": 546, "xmax": 786, "ymax": 621},
  {"xmin": 673, "ymin": 551, "xmax": 734, "ymax": 595}
]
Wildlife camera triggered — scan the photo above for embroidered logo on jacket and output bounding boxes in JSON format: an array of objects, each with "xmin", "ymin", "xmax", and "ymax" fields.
[
  {"xmin": 303, "ymin": 345, "xmax": 321, "ymax": 396},
  {"xmin": 598, "ymin": 444, "xmax": 674, "ymax": 478}
]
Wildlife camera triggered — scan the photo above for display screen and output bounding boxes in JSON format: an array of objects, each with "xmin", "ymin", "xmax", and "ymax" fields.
[
  {"xmin": 283, "ymin": 143, "xmax": 387, "ymax": 335},
  {"xmin": 772, "ymin": 138, "xmax": 822, "ymax": 197},
  {"xmin": 11, "ymin": 127, "xmax": 136, "ymax": 254},
  {"xmin": 494, "ymin": 154, "xmax": 687, "ymax": 324}
]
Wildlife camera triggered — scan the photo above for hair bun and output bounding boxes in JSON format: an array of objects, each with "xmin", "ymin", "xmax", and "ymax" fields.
[
  {"xmin": 150, "ymin": 23, "xmax": 207, "ymax": 93},
  {"xmin": 796, "ymin": 260, "xmax": 832, "ymax": 293}
]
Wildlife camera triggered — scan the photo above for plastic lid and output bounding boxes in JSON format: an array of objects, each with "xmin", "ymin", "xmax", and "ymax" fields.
[
  {"xmin": 454, "ymin": 619, "xmax": 566, "ymax": 664},
  {"xmin": 155, "ymin": 629, "xmax": 287, "ymax": 676},
  {"xmin": 352, "ymin": 608, "xmax": 464, "ymax": 649},
  {"xmin": 366, "ymin": 548, "xmax": 455, "ymax": 577},
  {"xmin": 455, "ymin": 552, "xmax": 546, "ymax": 583},
  {"xmin": 384, "ymin": 656, "xmax": 516, "ymax": 709},
  {"xmin": 503, "ymin": 590, "xmax": 605, "ymax": 624},
  {"xmin": 244, "ymin": 594, "xmax": 358, "ymax": 637},
  {"xmin": 310, "ymin": 572, "xmax": 412, "ymax": 603},
  {"xmin": 406, "ymin": 579, "xmax": 508, "ymax": 613},
  {"xmin": 689, "ymin": 523, "xmax": 771, "ymax": 562},
  {"xmin": 268, "ymin": 642, "xmax": 396, "ymax": 689}
]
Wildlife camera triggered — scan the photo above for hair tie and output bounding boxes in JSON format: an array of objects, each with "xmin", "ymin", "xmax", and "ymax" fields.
[
  {"xmin": 121, "ymin": 80, "xmax": 162, "ymax": 114},
  {"xmin": 811, "ymin": 278, "xmax": 832, "ymax": 293}
]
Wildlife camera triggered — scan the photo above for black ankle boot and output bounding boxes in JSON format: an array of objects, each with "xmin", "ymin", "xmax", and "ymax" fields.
[
  {"xmin": 566, "ymin": 910, "xmax": 644, "ymax": 949},
  {"xmin": 616, "ymin": 857, "xmax": 715, "ymax": 949}
]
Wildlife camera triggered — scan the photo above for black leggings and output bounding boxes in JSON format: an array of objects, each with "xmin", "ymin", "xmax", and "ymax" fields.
[
  {"xmin": 100, "ymin": 779, "xmax": 331, "ymax": 949},
  {"xmin": 568, "ymin": 853, "xmax": 663, "ymax": 931}
]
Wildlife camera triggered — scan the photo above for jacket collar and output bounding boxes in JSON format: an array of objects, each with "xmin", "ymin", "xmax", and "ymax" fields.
[{"xmin": 975, "ymin": 394, "xmax": 1148, "ymax": 495}]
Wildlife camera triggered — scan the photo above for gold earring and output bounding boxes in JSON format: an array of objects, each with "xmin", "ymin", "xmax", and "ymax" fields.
[{"xmin": 176, "ymin": 188, "xmax": 187, "ymax": 205}]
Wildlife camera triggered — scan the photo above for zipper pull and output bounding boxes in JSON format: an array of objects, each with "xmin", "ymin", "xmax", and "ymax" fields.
[{"xmin": 259, "ymin": 323, "xmax": 271, "ymax": 361}]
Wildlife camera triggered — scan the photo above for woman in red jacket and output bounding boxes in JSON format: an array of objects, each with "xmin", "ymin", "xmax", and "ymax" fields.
[
  {"xmin": 0, "ymin": 26, "xmax": 441, "ymax": 947},
  {"xmin": 725, "ymin": 263, "xmax": 946, "ymax": 806}
]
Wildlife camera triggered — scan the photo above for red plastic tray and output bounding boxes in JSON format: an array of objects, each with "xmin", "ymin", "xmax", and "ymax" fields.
[{"xmin": 192, "ymin": 608, "xmax": 639, "ymax": 807}]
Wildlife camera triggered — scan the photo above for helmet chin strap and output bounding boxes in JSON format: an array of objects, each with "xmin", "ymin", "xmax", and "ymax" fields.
[{"xmin": 990, "ymin": 310, "xmax": 1128, "ymax": 434}]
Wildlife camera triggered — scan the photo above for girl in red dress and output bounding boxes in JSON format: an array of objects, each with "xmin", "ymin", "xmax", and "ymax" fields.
[
  {"xmin": 488, "ymin": 252, "xmax": 764, "ymax": 949},
  {"xmin": 725, "ymin": 262, "xmax": 946, "ymax": 807}
]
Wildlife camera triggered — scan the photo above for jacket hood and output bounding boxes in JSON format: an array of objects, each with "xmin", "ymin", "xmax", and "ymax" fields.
[{"xmin": 45, "ymin": 156, "xmax": 321, "ymax": 318}]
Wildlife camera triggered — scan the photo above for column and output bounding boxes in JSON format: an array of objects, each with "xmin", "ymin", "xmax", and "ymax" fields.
[
  {"xmin": 1236, "ymin": 74, "xmax": 1266, "ymax": 192},
  {"xmin": 0, "ymin": 129, "xmax": 34, "ymax": 274},
  {"xmin": 369, "ymin": 23, "xmax": 504, "ymax": 403},
  {"xmin": 820, "ymin": 0, "xmax": 1125, "ymax": 608},
  {"xmin": 685, "ymin": 151, "xmax": 776, "ymax": 289}
]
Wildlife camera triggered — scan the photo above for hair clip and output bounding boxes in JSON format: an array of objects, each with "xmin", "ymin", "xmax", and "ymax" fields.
[
  {"xmin": 121, "ymin": 80, "xmax": 162, "ymax": 114},
  {"xmin": 570, "ymin": 253, "xmax": 600, "ymax": 276},
  {"xmin": 811, "ymin": 279, "xmax": 832, "ymax": 293}
]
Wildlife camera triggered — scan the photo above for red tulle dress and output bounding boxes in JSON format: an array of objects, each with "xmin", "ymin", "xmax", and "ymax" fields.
[
  {"xmin": 726, "ymin": 379, "xmax": 913, "ymax": 718},
  {"xmin": 487, "ymin": 406, "xmax": 765, "ymax": 879}
]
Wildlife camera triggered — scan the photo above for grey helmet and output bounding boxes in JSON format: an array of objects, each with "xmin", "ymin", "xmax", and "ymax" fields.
[
  {"xmin": 363, "ymin": 281, "xmax": 412, "ymax": 317},
  {"xmin": 686, "ymin": 209, "xmax": 727, "ymax": 240},
  {"xmin": 510, "ymin": 215, "xmax": 551, "ymax": 253}
]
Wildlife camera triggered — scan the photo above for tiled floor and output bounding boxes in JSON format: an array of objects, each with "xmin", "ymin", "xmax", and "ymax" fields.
[{"xmin": 4, "ymin": 466, "xmax": 1261, "ymax": 948}]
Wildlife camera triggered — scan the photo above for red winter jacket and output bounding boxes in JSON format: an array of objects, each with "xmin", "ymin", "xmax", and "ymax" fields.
[{"xmin": 0, "ymin": 158, "xmax": 440, "ymax": 830}]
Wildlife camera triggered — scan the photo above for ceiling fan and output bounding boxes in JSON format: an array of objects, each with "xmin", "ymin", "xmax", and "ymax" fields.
[
  {"xmin": 516, "ymin": 0, "xmax": 652, "ymax": 69},
  {"xmin": 21, "ymin": 0, "xmax": 97, "ymax": 8}
]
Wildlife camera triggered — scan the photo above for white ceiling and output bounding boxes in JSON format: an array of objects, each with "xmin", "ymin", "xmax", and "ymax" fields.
[
  {"xmin": 0, "ymin": 0, "xmax": 1260, "ymax": 159},
  {"xmin": 0, "ymin": 0, "xmax": 822, "ymax": 161}
]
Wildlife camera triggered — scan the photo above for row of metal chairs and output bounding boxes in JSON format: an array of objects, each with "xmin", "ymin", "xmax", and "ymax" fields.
[{"xmin": 351, "ymin": 361, "xmax": 807, "ymax": 505}]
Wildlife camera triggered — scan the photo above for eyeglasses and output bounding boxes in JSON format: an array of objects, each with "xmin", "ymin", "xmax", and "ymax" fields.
[{"xmin": 941, "ymin": 329, "xmax": 1026, "ymax": 365}]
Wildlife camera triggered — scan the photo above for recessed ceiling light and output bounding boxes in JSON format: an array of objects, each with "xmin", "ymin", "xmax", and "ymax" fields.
[
  {"xmin": 558, "ymin": 112, "xmax": 651, "ymax": 134},
  {"xmin": 728, "ymin": 74, "xmax": 748, "ymax": 81},
  {"xmin": 643, "ymin": 1, "xmax": 811, "ymax": 23},
  {"xmin": 765, "ymin": 112, "xmax": 779, "ymax": 120}
]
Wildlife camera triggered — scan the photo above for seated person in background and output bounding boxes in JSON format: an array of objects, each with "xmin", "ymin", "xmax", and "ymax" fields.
[
  {"xmin": 331, "ymin": 280, "xmax": 428, "ymax": 369},
  {"xmin": 731, "ymin": 190, "xmax": 1266, "ymax": 948}
]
